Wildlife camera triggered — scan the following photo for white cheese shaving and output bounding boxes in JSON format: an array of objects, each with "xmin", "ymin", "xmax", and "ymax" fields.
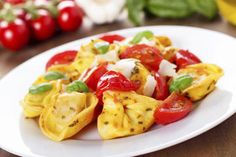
[
  {"xmin": 138, "ymin": 37, "xmax": 156, "ymax": 46},
  {"xmin": 91, "ymin": 49, "xmax": 120, "ymax": 67},
  {"xmin": 143, "ymin": 75, "xmax": 157, "ymax": 96},
  {"xmin": 158, "ymin": 60, "xmax": 177, "ymax": 77},
  {"xmin": 107, "ymin": 58, "xmax": 139, "ymax": 78}
]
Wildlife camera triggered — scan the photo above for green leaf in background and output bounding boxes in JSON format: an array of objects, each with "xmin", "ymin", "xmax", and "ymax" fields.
[
  {"xmin": 130, "ymin": 30, "xmax": 154, "ymax": 44},
  {"xmin": 127, "ymin": 0, "xmax": 146, "ymax": 26},
  {"xmin": 29, "ymin": 83, "xmax": 53, "ymax": 95},
  {"xmin": 187, "ymin": 0, "xmax": 218, "ymax": 19},
  {"xmin": 146, "ymin": 0, "xmax": 193, "ymax": 18}
]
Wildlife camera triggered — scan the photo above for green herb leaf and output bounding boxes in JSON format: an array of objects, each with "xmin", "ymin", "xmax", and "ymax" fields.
[
  {"xmin": 127, "ymin": 0, "xmax": 146, "ymax": 26},
  {"xmin": 44, "ymin": 71, "xmax": 65, "ymax": 81},
  {"xmin": 147, "ymin": 0, "xmax": 193, "ymax": 18},
  {"xmin": 94, "ymin": 42, "xmax": 110, "ymax": 54},
  {"xmin": 187, "ymin": 0, "xmax": 218, "ymax": 19},
  {"xmin": 130, "ymin": 30, "xmax": 154, "ymax": 44},
  {"xmin": 29, "ymin": 83, "xmax": 53, "ymax": 94},
  {"xmin": 169, "ymin": 74, "xmax": 193, "ymax": 93},
  {"xmin": 66, "ymin": 81, "xmax": 89, "ymax": 93}
]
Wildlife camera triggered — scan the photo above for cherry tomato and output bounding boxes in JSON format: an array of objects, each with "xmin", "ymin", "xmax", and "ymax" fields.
[
  {"xmin": 45, "ymin": 50, "xmax": 77, "ymax": 70},
  {"xmin": 154, "ymin": 92, "xmax": 193, "ymax": 125},
  {"xmin": 26, "ymin": 9, "xmax": 55, "ymax": 41},
  {"xmin": 57, "ymin": 0, "xmax": 83, "ymax": 32},
  {"xmin": 119, "ymin": 44, "xmax": 163, "ymax": 71},
  {"xmin": 5, "ymin": 0, "xmax": 25, "ymax": 5},
  {"xmin": 100, "ymin": 34, "xmax": 125, "ymax": 44},
  {"xmin": 0, "ymin": 18, "xmax": 29, "ymax": 51},
  {"xmin": 14, "ymin": 8, "xmax": 27, "ymax": 22},
  {"xmin": 96, "ymin": 71, "xmax": 138, "ymax": 102},
  {"xmin": 83, "ymin": 64, "xmax": 108, "ymax": 91},
  {"xmin": 174, "ymin": 49, "xmax": 201, "ymax": 69},
  {"xmin": 153, "ymin": 72, "xmax": 169, "ymax": 100}
]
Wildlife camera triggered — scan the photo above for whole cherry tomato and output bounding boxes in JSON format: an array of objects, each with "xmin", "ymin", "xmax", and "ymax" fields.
[
  {"xmin": 83, "ymin": 64, "xmax": 108, "ymax": 91},
  {"xmin": 26, "ymin": 9, "xmax": 56, "ymax": 41},
  {"xmin": 100, "ymin": 34, "xmax": 125, "ymax": 44},
  {"xmin": 174, "ymin": 49, "xmax": 201, "ymax": 69},
  {"xmin": 0, "ymin": 18, "xmax": 29, "ymax": 51},
  {"xmin": 14, "ymin": 8, "xmax": 27, "ymax": 22},
  {"xmin": 119, "ymin": 44, "xmax": 163, "ymax": 71},
  {"xmin": 45, "ymin": 50, "xmax": 77, "ymax": 70},
  {"xmin": 57, "ymin": 0, "xmax": 83, "ymax": 32},
  {"xmin": 96, "ymin": 71, "xmax": 138, "ymax": 102},
  {"xmin": 154, "ymin": 92, "xmax": 193, "ymax": 125},
  {"xmin": 5, "ymin": 0, "xmax": 25, "ymax": 5},
  {"xmin": 153, "ymin": 72, "xmax": 169, "ymax": 100}
]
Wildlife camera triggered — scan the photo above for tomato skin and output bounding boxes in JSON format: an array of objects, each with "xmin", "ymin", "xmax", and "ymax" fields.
[
  {"xmin": 5, "ymin": 0, "xmax": 25, "ymax": 4},
  {"xmin": 0, "ymin": 18, "xmax": 29, "ymax": 51},
  {"xmin": 153, "ymin": 72, "xmax": 169, "ymax": 100},
  {"xmin": 100, "ymin": 34, "xmax": 125, "ymax": 44},
  {"xmin": 45, "ymin": 50, "xmax": 77, "ymax": 70},
  {"xmin": 26, "ymin": 9, "xmax": 56, "ymax": 41},
  {"xmin": 57, "ymin": 0, "xmax": 83, "ymax": 32},
  {"xmin": 154, "ymin": 93, "xmax": 192, "ymax": 125},
  {"xmin": 83, "ymin": 65, "xmax": 108, "ymax": 91},
  {"xmin": 96, "ymin": 71, "xmax": 138, "ymax": 102},
  {"xmin": 175, "ymin": 49, "xmax": 201, "ymax": 69},
  {"xmin": 119, "ymin": 44, "xmax": 163, "ymax": 71}
]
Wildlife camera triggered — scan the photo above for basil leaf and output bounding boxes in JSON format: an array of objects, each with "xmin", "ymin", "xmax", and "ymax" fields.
[
  {"xmin": 169, "ymin": 74, "xmax": 193, "ymax": 93},
  {"xmin": 147, "ymin": 0, "xmax": 193, "ymax": 18},
  {"xmin": 66, "ymin": 81, "xmax": 89, "ymax": 93},
  {"xmin": 44, "ymin": 71, "xmax": 65, "ymax": 81},
  {"xmin": 127, "ymin": 0, "xmax": 146, "ymax": 26},
  {"xmin": 131, "ymin": 30, "xmax": 154, "ymax": 44},
  {"xmin": 187, "ymin": 0, "xmax": 218, "ymax": 19},
  {"xmin": 94, "ymin": 42, "xmax": 110, "ymax": 54},
  {"xmin": 29, "ymin": 83, "xmax": 53, "ymax": 94}
]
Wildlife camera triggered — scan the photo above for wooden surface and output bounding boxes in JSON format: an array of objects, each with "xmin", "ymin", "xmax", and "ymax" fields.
[{"xmin": 0, "ymin": 16, "xmax": 236, "ymax": 157}]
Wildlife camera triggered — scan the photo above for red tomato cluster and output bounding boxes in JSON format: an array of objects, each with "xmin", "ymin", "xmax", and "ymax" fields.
[
  {"xmin": 45, "ymin": 34, "xmax": 200, "ymax": 126},
  {"xmin": 0, "ymin": 0, "xmax": 83, "ymax": 51}
]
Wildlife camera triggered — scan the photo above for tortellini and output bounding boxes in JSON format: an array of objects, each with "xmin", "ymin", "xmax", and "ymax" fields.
[
  {"xmin": 177, "ymin": 63, "xmax": 223, "ymax": 101},
  {"xmin": 39, "ymin": 92, "xmax": 98, "ymax": 141},
  {"xmin": 21, "ymin": 80, "xmax": 63, "ymax": 118},
  {"xmin": 130, "ymin": 62, "xmax": 150, "ymax": 95},
  {"xmin": 47, "ymin": 64, "xmax": 80, "ymax": 81},
  {"xmin": 97, "ymin": 90, "xmax": 161, "ymax": 140}
]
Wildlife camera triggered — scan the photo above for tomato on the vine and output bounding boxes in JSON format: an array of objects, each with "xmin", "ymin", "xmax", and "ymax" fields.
[
  {"xmin": 0, "ymin": 18, "xmax": 29, "ymax": 51},
  {"xmin": 100, "ymin": 34, "xmax": 125, "ymax": 44},
  {"xmin": 154, "ymin": 92, "xmax": 193, "ymax": 125},
  {"xmin": 26, "ymin": 9, "xmax": 56, "ymax": 41},
  {"xmin": 96, "ymin": 71, "xmax": 138, "ymax": 102},
  {"xmin": 57, "ymin": 0, "xmax": 83, "ymax": 32},
  {"xmin": 119, "ymin": 44, "xmax": 163, "ymax": 71},
  {"xmin": 45, "ymin": 50, "xmax": 77, "ymax": 70}
]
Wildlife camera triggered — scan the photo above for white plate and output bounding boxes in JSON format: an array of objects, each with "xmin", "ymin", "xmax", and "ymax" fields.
[{"xmin": 0, "ymin": 26, "xmax": 236, "ymax": 157}]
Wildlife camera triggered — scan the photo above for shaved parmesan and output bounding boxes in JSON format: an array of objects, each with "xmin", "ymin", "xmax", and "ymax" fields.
[
  {"xmin": 107, "ymin": 58, "xmax": 139, "ymax": 78},
  {"xmin": 143, "ymin": 75, "xmax": 157, "ymax": 96},
  {"xmin": 91, "ymin": 50, "xmax": 119, "ymax": 67},
  {"xmin": 158, "ymin": 60, "xmax": 177, "ymax": 77},
  {"xmin": 138, "ymin": 37, "xmax": 156, "ymax": 46}
]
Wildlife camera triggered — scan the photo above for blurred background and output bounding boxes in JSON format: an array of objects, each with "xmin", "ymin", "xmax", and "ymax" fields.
[{"xmin": 1, "ymin": 0, "xmax": 236, "ymax": 157}]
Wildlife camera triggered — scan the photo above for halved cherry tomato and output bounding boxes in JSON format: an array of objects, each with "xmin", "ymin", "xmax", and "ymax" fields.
[
  {"xmin": 45, "ymin": 50, "xmax": 77, "ymax": 70},
  {"xmin": 153, "ymin": 72, "xmax": 169, "ymax": 100},
  {"xmin": 83, "ymin": 64, "xmax": 108, "ymax": 91},
  {"xmin": 174, "ymin": 49, "xmax": 201, "ymax": 69},
  {"xmin": 119, "ymin": 44, "xmax": 163, "ymax": 71},
  {"xmin": 5, "ymin": 0, "xmax": 25, "ymax": 5},
  {"xmin": 100, "ymin": 34, "xmax": 125, "ymax": 44},
  {"xmin": 154, "ymin": 92, "xmax": 192, "ymax": 125},
  {"xmin": 96, "ymin": 71, "xmax": 138, "ymax": 102}
]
